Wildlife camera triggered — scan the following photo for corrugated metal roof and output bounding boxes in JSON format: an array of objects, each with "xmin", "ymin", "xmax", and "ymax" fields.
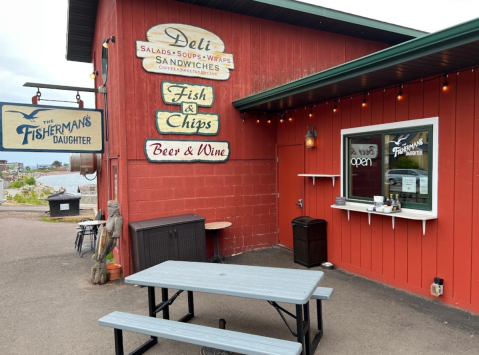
[
  {"xmin": 65, "ymin": 0, "xmax": 425, "ymax": 63},
  {"xmin": 233, "ymin": 18, "xmax": 479, "ymax": 112}
]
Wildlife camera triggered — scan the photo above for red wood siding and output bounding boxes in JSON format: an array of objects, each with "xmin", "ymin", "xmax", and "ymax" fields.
[
  {"xmin": 278, "ymin": 70, "xmax": 479, "ymax": 313},
  {"xmin": 92, "ymin": 0, "xmax": 389, "ymax": 275}
]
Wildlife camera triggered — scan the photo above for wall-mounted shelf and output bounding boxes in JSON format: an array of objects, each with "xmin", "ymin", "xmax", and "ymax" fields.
[
  {"xmin": 298, "ymin": 174, "xmax": 340, "ymax": 186},
  {"xmin": 331, "ymin": 202, "xmax": 437, "ymax": 235}
]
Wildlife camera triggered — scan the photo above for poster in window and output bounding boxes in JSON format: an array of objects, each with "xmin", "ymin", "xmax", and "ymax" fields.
[
  {"xmin": 419, "ymin": 177, "xmax": 428, "ymax": 194},
  {"xmin": 402, "ymin": 177, "xmax": 417, "ymax": 193}
]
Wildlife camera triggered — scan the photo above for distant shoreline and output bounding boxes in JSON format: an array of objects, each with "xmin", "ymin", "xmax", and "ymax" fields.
[{"xmin": 40, "ymin": 171, "xmax": 77, "ymax": 176}]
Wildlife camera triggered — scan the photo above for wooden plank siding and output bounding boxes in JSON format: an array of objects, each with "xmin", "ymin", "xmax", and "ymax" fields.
[
  {"xmin": 277, "ymin": 70, "xmax": 479, "ymax": 313},
  {"xmin": 93, "ymin": 0, "xmax": 389, "ymax": 275},
  {"xmin": 92, "ymin": 0, "xmax": 479, "ymax": 313}
]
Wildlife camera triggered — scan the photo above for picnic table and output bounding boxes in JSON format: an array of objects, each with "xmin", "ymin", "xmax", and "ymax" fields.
[{"xmin": 118, "ymin": 260, "xmax": 324, "ymax": 355}]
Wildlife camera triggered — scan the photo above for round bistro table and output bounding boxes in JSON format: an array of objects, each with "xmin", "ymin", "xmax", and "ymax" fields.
[{"xmin": 205, "ymin": 221, "xmax": 231, "ymax": 263}]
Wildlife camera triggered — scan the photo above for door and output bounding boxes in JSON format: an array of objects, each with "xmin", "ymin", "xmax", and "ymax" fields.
[{"xmin": 277, "ymin": 144, "xmax": 304, "ymax": 249}]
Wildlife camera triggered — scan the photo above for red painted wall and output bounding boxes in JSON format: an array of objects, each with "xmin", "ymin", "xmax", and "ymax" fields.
[
  {"xmin": 91, "ymin": 0, "xmax": 389, "ymax": 276},
  {"xmin": 277, "ymin": 70, "xmax": 479, "ymax": 314}
]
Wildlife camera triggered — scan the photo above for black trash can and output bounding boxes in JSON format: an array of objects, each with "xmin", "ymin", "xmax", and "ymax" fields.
[
  {"xmin": 46, "ymin": 192, "xmax": 81, "ymax": 217},
  {"xmin": 292, "ymin": 216, "xmax": 327, "ymax": 268}
]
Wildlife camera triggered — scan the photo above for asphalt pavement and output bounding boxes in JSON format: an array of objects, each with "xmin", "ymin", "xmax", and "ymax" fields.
[{"xmin": 0, "ymin": 209, "xmax": 478, "ymax": 355}]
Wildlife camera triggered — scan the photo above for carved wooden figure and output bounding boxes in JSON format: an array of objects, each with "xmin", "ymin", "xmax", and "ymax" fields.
[{"xmin": 91, "ymin": 200, "xmax": 122, "ymax": 284}]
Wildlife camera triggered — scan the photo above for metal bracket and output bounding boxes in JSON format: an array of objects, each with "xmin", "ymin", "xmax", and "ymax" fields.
[
  {"xmin": 267, "ymin": 301, "xmax": 298, "ymax": 337},
  {"xmin": 154, "ymin": 290, "xmax": 184, "ymax": 315}
]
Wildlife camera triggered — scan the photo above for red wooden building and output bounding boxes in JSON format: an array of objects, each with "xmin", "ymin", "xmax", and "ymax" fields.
[{"xmin": 67, "ymin": 0, "xmax": 479, "ymax": 313}]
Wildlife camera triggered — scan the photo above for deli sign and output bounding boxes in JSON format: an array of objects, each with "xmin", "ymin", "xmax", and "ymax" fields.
[
  {"xmin": 137, "ymin": 23, "xmax": 234, "ymax": 80},
  {"xmin": 0, "ymin": 102, "xmax": 103, "ymax": 153}
]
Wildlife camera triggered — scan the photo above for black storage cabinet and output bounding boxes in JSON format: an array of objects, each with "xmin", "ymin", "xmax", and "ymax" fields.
[
  {"xmin": 292, "ymin": 216, "xmax": 327, "ymax": 268},
  {"xmin": 129, "ymin": 214, "xmax": 206, "ymax": 273},
  {"xmin": 46, "ymin": 192, "xmax": 81, "ymax": 217}
]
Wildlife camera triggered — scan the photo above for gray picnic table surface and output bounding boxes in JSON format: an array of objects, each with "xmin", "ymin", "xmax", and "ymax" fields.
[
  {"xmin": 125, "ymin": 261, "xmax": 325, "ymax": 355},
  {"xmin": 125, "ymin": 260, "xmax": 323, "ymax": 304}
]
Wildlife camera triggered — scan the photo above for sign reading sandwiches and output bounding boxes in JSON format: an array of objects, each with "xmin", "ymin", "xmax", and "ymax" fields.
[
  {"xmin": 137, "ymin": 23, "xmax": 234, "ymax": 80},
  {"xmin": 0, "ymin": 102, "xmax": 103, "ymax": 153}
]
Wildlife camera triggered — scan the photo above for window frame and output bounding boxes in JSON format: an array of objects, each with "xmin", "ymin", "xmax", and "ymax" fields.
[{"xmin": 340, "ymin": 117, "xmax": 438, "ymax": 217}]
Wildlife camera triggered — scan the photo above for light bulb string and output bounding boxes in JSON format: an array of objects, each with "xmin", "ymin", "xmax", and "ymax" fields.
[{"xmin": 241, "ymin": 65, "xmax": 476, "ymax": 121}]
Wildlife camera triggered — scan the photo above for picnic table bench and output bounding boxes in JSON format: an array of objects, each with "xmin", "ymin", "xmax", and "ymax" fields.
[{"xmin": 99, "ymin": 311, "xmax": 302, "ymax": 355}]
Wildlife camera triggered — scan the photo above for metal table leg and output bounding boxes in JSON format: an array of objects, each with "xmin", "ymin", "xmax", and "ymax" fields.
[{"xmin": 210, "ymin": 230, "xmax": 225, "ymax": 263}]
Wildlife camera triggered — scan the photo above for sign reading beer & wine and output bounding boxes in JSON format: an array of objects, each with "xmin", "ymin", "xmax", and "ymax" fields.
[
  {"xmin": 145, "ymin": 139, "xmax": 229, "ymax": 163},
  {"xmin": 137, "ymin": 23, "xmax": 234, "ymax": 80}
]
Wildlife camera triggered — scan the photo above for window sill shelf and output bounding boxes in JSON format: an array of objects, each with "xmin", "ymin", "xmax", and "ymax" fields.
[
  {"xmin": 330, "ymin": 202, "xmax": 437, "ymax": 235},
  {"xmin": 298, "ymin": 174, "xmax": 340, "ymax": 186}
]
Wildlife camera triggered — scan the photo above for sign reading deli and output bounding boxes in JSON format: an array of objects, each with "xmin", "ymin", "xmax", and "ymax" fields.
[
  {"xmin": 137, "ymin": 23, "xmax": 234, "ymax": 80},
  {"xmin": 145, "ymin": 139, "xmax": 229, "ymax": 163},
  {"xmin": 0, "ymin": 103, "xmax": 104, "ymax": 153}
]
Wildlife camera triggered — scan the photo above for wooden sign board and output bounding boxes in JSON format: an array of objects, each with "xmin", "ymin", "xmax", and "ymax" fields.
[
  {"xmin": 0, "ymin": 102, "xmax": 103, "ymax": 153},
  {"xmin": 156, "ymin": 111, "xmax": 219, "ymax": 136},
  {"xmin": 137, "ymin": 23, "xmax": 234, "ymax": 81},
  {"xmin": 162, "ymin": 81, "xmax": 214, "ymax": 107},
  {"xmin": 145, "ymin": 139, "xmax": 229, "ymax": 163}
]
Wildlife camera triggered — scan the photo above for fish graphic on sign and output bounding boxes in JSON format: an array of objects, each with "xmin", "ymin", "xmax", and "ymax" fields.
[{"xmin": 5, "ymin": 108, "xmax": 53, "ymax": 123}]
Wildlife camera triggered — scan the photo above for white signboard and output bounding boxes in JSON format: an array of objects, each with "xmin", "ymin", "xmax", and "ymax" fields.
[
  {"xmin": 350, "ymin": 144, "xmax": 378, "ymax": 159},
  {"xmin": 156, "ymin": 111, "xmax": 219, "ymax": 135},
  {"xmin": 60, "ymin": 203, "xmax": 70, "ymax": 211},
  {"xmin": 0, "ymin": 102, "xmax": 104, "ymax": 153},
  {"xmin": 137, "ymin": 23, "xmax": 234, "ymax": 81},
  {"xmin": 420, "ymin": 177, "xmax": 428, "ymax": 194},
  {"xmin": 145, "ymin": 139, "xmax": 229, "ymax": 163},
  {"xmin": 402, "ymin": 176, "xmax": 417, "ymax": 193}
]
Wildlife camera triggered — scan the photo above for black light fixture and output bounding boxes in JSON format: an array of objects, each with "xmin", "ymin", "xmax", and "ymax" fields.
[
  {"xmin": 309, "ymin": 106, "xmax": 313, "ymax": 118},
  {"xmin": 305, "ymin": 124, "xmax": 317, "ymax": 148},
  {"xmin": 103, "ymin": 36, "xmax": 115, "ymax": 48},
  {"xmin": 289, "ymin": 111, "xmax": 293, "ymax": 121},
  {"xmin": 280, "ymin": 113, "xmax": 284, "ymax": 123},
  {"xmin": 333, "ymin": 103, "xmax": 338, "ymax": 113},
  {"xmin": 267, "ymin": 116, "xmax": 271, "ymax": 124},
  {"xmin": 90, "ymin": 70, "xmax": 98, "ymax": 79},
  {"xmin": 397, "ymin": 85, "xmax": 403, "ymax": 100},
  {"xmin": 442, "ymin": 74, "xmax": 449, "ymax": 91},
  {"xmin": 362, "ymin": 97, "xmax": 367, "ymax": 107}
]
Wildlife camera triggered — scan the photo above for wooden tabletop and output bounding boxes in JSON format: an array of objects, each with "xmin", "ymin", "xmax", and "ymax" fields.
[
  {"xmin": 78, "ymin": 220, "xmax": 107, "ymax": 226},
  {"xmin": 125, "ymin": 260, "xmax": 323, "ymax": 304},
  {"xmin": 205, "ymin": 221, "xmax": 232, "ymax": 230}
]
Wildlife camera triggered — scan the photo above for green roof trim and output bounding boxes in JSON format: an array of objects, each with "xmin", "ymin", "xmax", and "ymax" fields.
[
  {"xmin": 233, "ymin": 17, "xmax": 479, "ymax": 111},
  {"xmin": 256, "ymin": 0, "xmax": 427, "ymax": 38}
]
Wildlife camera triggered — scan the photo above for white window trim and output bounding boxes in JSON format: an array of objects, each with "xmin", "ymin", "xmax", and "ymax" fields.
[{"xmin": 340, "ymin": 117, "xmax": 438, "ymax": 218}]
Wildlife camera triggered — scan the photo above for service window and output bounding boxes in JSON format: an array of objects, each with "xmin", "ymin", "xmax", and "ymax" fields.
[{"xmin": 342, "ymin": 118, "xmax": 438, "ymax": 212}]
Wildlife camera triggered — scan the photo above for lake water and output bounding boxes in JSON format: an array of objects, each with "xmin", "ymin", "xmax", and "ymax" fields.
[{"xmin": 37, "ymin": 173, "xmax": 96, "ymax": 195}]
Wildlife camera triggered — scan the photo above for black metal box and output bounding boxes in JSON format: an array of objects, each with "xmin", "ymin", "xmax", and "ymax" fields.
[
  {"xmin": 46, "ymin": 192, "xmax": 81, "ymax": 217},
  {"xmin": 129, "ymin": 214, "xmax": 206, "ymax": 273},
  {"xmin": 292, "ymin": 216, "xmax": 327, "ymax": 268}
]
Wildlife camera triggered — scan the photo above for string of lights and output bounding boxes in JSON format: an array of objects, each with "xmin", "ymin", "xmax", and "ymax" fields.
[{"xmin": 241, "ymin": 65, "xmax": 476, "ymax": 122}]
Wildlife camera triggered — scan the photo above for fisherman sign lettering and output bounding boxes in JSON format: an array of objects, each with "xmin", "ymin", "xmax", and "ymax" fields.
[
  {"xmin": 0, "ymin": 102, "xmax": 104, "ymax": 153},
  {"xmin": 137, "ymin": 23, "xmax": 234, "ymax": 80}
]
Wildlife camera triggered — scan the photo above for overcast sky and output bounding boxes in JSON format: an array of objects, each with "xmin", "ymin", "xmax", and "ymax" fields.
[{"xmin": 0, "ymin": 0, "xmax": 477, "ymax": 167}]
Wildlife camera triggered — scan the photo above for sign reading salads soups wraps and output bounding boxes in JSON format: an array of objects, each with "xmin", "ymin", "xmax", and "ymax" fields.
[{"xmin": 137, "ymin": 23, "xmax": 234, "ymax": 81}]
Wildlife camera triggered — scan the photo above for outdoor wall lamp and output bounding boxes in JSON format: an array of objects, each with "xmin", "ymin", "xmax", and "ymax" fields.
[
  {"xmin": 90, "ymin": 71, "xmax": 98, "ymax": 79},
  {"xmin": 305, "ymin": 124, "xmax": 317, "ymax": 148},
  {"xmin": 103, "ymin": 36, "xmax": 115, "ymax": 48}
]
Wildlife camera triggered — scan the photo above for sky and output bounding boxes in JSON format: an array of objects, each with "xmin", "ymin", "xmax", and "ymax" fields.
[{"xmin": 0, "ymin": 0, "xmax": 477, "ymax": 167}]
